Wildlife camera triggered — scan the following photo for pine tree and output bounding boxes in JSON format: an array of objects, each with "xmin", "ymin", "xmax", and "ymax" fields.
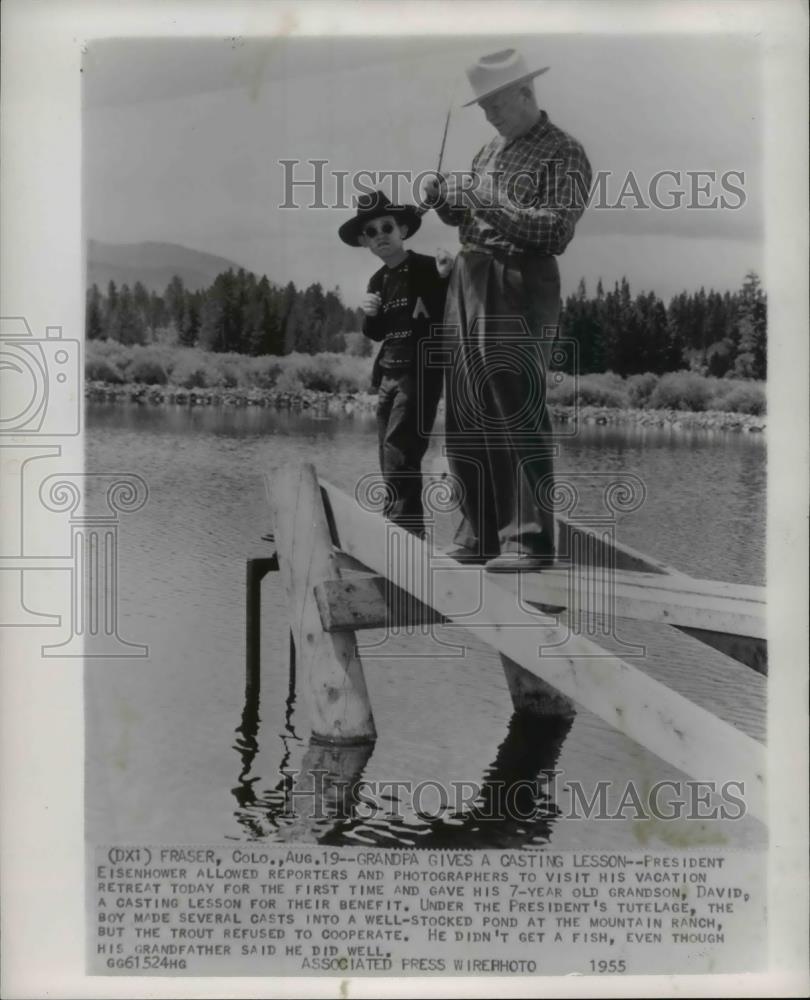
[
  {"xmin": 560, "ymin": 281, "xmax": 603, "ymax": 374},
  {"xmin": 132, "ymin": 281, "xmax": 151, "ymax": 339},
  {"xmin": 148, "ymin": 291, "xmax": 167, "ymax": 334},
  {"xmin": 664, "ymin": 313, "xmax": 685, "ymax": 372},
  {"xmin": 281, "ymin": 281, "xmax": 299, "ymax": 354},
  {"xmin": 164, "ymin": 275, "xmax": 186, "ymax": 335},
  {"xmin": 105, "ymin": 280, "xmax": 119, "ymax": 333},
  {"xmin": 110, "ymin": 284, "xmax": 146, "ymax": 345},
  {"xmin": 86, "ymin": 284, "xmax": 104, "ymax": 340},
  {"xmin": 293, "ymin": 283, "xmax": 327, "ymax": 354},
  {"xmin": 731, "ymin": 272, "xmax": 766, "ymax": 379},
  {"xmin": 324, "ymin": 289, "xmax": 346, "ymax": 352},
  {"xmin": 179, "ymin": 293, "xmax": 202, "ymax": 347}
]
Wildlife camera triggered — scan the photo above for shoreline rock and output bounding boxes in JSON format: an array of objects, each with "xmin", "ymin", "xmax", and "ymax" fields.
[{"xmin": 84, "ymin": 381, "xmax": 766, "ymax": 433}]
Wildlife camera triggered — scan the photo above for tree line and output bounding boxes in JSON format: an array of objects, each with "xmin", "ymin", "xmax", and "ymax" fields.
[
  {"xmin": 86, "ymin": 268, "xmax": 766, "ymax": 379},
  {"xmin": 560, "ymin": 271, "xmax": 766, "ymax": 379},
  {"xmin": 85, "ymin": 270, "xmax": 367, "ymax": 357}
]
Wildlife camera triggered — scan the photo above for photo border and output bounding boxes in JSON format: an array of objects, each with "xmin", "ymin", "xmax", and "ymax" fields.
[{"xmin": 1, "ymin": 1, "xmax": 807, "ymax": 997}]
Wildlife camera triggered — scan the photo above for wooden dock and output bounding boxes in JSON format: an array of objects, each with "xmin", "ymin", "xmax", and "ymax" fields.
[{"xmin": 258, "ymin": 463, "xmax": 767, "ymax": 823}]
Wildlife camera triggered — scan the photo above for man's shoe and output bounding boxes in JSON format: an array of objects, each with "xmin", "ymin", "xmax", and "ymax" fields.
[{"xmin": 485, "ymin": 551, "xmax": 552, "ymax": 573}]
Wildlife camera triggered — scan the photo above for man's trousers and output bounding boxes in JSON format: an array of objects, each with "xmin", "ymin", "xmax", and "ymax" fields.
[{"xmin": 443, "ymin": 249, "xmax": 561, "ymax": 558}]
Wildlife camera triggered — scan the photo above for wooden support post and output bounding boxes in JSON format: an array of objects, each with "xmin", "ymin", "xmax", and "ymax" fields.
[
  {"xmin": 500, "ymin": 655, "xmax": 577, "ymax": 717},
  {"xmin": 245, "ymin": 555, "xmax": 278, "ymax": 703},
  {"xmin": 269, "ymin": 464, "xmax": 376, "ymax": 745},
  {"xmin": 277, "ymin": 739, "xmax": 375, "ymax": 842}
]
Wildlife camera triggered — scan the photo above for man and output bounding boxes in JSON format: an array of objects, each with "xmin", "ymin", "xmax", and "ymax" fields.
[{"xmin": 422, "ymin": 48, "xmax": 592, "ymax": 571}]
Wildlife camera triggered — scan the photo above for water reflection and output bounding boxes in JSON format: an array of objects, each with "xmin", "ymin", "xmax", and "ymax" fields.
[{"xmin": 232, "ymin": 651, "xmax": 574, "ymax": 848}]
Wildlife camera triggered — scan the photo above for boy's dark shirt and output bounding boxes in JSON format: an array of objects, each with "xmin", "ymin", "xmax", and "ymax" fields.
[{"xmin": 362, "ymin": 250, "xmax": 449, "ymax": 388}]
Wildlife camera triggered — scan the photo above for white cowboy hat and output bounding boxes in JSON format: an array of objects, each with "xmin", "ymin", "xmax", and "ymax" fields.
[{"xmin": 463, "ymin": 48, "xmax": 549, "ymax": 107}]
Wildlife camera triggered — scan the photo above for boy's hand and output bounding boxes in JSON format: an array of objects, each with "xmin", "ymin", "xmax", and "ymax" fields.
[
  {"xmin": 435, "ymin": 249, "xmax": 455, "ymax": 279},
  {"xmin": 362, "ymin": 292, "xmax": 382, "ymax": 317}
]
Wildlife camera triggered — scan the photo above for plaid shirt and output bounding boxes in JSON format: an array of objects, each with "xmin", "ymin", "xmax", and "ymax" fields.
[{"xmin": 436, "ymin": 110, "xmax": 592, "ymax": 256}]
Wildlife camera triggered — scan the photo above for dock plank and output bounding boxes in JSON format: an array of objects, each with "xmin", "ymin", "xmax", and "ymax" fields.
[{"xmin": 320, "ymin": 480, "xmax": 767, "ymax": 823}]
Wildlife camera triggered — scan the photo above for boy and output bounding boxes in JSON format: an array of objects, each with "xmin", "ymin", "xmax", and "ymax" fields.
[{"xmin": 339, "ymin": 190, "xmax": 453, "ymax": 538}]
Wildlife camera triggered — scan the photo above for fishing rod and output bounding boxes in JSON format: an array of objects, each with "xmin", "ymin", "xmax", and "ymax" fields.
[
  {"xmin": 435, "ymin": 102, "xmax": 452, "ymax": 177},
  {"xmin": 415, "ymin": 100, "xmax": 454, "ymax": 216}
]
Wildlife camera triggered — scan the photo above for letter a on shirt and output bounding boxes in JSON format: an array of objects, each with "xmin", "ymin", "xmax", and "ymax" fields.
[{"xmin": 412, "ymin": 297, "xmax": 430, "ymax": 319}]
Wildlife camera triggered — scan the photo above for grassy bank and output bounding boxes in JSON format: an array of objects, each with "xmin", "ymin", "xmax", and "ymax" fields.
[{"xmin": 85, "ymin": 341, "xmax": 766, "ymax": 417}]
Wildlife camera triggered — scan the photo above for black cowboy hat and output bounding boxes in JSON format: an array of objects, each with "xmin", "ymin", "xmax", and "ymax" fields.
[{"xmin": 338, "ymin": 190, "xmax": 422, "ymax": 247}]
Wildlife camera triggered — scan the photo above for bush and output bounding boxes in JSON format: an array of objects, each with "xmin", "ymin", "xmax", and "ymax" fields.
[
  {"xmin": 85, "ymin": 339, "xmax": 130, "ymax": 378},
  {"xmin": 85, "ymin": 356, "xmax": 124, "ymax": 383},
  {"xmin": 546, "ymin": 378, "xmax": 577, "ymax": 406},
  {"xmin": 284, "ymin": 354, "xmax": 334, "ymax": 391},
  {"xmin": 576, "ymin": 373, "xmax": 630, "ymax": 408},
  {"xmin": 344, "ymin": 332, "xmax": 373, "ymax": 358},
  {"xmin": 626, "ymin": 372, "xmax": 659, "ymax": 408},
  {"xmin": 246, "ymin": 356, "xmax": 285, "ymax": 389},
  {"xmin": 712, "ymin": 382, "xmax": 766, "ymax": 415},
  {"xmin": 546, "ymin": 374, "xmax": 628, "ymax": 409},
  {"xmin": 277, "ymin": 352, "xmax": 372, "ymax": 393},
  {"xmin": 649, "ymin": 372, "xmax": 715, "ymax": 412},
  {"xmin": 170, "ymin": 356, "xmax": 219, "ymax": 389},
  {"xmin": 274, "ymin": 369, "xmax": 306, "ymax": 395},
  {"xmin": 586, "ymin": 370, "xmax": 626, "ymax": 391},
  {"xmin": 128, "ymin": 357, "xmax": 168, "ymax": 385},
  {"xmin": 85, "ymin": 345, "xmax": 764, "ymax": 417},
  {"xmin": 215, "ymin": 365, "xmax": 238, "ymax": 388},
  {"xmin": 116, "ymin": 343, "xmax": 175, "ymax": 377},
  {"xmin": 577, "ymin": 384, "xmax": 629, "ymax": 408}
]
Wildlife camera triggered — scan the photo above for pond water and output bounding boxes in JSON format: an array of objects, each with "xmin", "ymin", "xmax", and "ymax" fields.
[{"xmin": 85, "ymin": 402, "xmax": 766, "ymax": 850}]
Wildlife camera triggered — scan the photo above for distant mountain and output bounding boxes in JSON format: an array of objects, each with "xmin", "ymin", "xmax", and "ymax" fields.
[{"xmin": 87, "ymin": 240, "xmax": 245, "ymax": 294}]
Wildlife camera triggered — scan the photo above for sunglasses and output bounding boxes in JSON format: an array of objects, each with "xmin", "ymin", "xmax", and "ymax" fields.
[{"xmin": 363, "ymin": 221, "xmax": 397, "ymax": 239}]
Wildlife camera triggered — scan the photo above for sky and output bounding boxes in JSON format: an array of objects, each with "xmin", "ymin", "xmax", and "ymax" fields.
[{"xmin": 83, "ymin": 33, "xmax": 763, "ymax": 305}]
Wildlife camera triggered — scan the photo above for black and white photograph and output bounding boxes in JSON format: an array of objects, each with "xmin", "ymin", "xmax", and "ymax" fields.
[{"xmin": 1, "ymin": 1, "xmax": 808, "ymax": 996}]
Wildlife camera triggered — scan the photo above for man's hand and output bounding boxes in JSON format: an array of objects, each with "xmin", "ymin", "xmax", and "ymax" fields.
[
  {"xmin": 443, "ymin": 171, "xmax": 502, "ymax": 211},
  {"xmin": 361, "ymin": 292, "xmax": 382, "ymax": 317},
  {"xmin": 419, "ymin": 173, "xmax": 443, "ymax": 208},
  {"xmin": 441, "ymin": 173, "xmax": 470, "ymax": 210}
]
